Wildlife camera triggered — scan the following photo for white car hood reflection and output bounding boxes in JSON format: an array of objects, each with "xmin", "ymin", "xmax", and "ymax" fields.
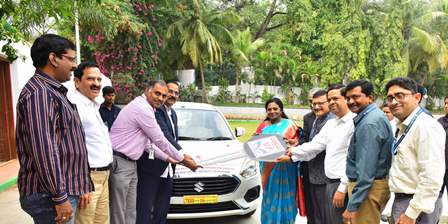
[{"xmin": 174, "ymin": 140, "xmax": 246, "ymax": 178}]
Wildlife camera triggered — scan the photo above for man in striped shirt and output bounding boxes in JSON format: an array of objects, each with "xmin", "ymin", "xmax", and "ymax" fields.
[{"xmin": 16, "ymin": 34, "xmax": 93, "ymax": 224}]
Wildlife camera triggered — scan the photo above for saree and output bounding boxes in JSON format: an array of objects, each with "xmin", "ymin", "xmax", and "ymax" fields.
[{"xmin": 259, "ymin": 118, "xmax": 299, "ymax": 224}]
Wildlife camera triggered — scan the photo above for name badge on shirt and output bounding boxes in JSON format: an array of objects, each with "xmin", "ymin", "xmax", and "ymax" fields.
[{"xmin": 148, "ymin": 149, "xmax": 155, "ymax": 160}]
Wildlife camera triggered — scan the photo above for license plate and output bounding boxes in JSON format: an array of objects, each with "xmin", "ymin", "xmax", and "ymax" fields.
[{"xmin": 183, "ymin": 195, "xmax": 218, "ymax": 204}]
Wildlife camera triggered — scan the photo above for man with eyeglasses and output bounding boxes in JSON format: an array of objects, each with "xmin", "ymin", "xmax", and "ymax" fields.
[
  {"xmin": 136, "ymin": 80, "xmax": 183, "ymax": 224},
  {"xmin": 306, "ymin": 89, "xmax": 334, "ymax": 224},
  {"xmin": 16, "ymin": 34, "xmax": 93, "ymax": 224},
  {"xmin": 386, "ymin": 77, "xmax": 445, "ymax": 224},
  {"xmin": 342, "ymin": 80, "xmax": 394, "ymax": 224}
]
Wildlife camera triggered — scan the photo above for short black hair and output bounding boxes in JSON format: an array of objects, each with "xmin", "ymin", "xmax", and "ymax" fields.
[
  {"xmin": 102, "ymin": 86, "xmax": 115, "ymax": 95},
  {"xmin": 312, "ymin": 89, "xmax": 327, "ymax": 98},
  {"xmin": 147, "ymin": 80, "xmax": 166, "ymax": 89},
  {"xmin": 385, "ymin": 77, "xmax": 418, "ymax": 94},
  {"xmin": 381, "ymin": 102, "xmax": 389, "ymax": 109},
  {"xmin": 345, "ymin": 79, "xmax": 374, "ymax": 97},
  {"xmin": 445, "ymin": 96, "xmax": 448, "ymax": 101},
  {"xmin": 327, "ymin": 84, "xmax": 345, "ymax": 95},
  {"xmin": 264, "ymin": 97, "xmax": 288, "ymax": 119},
  {"xmin": 74, "ymin": 62, "xmax": 99, "ymax": 79},
  {"xmin": 166, "ymin": 79, "xmax": 180, "ymax": 88},
  {"xmin": 31, "ymin": 34, "xmax": 76, "ymax": 68}
]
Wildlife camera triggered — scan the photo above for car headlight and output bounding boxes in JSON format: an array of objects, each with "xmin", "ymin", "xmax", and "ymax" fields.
[{"xmin": 240, "ymin": 159, "xmax": 258, "ymax": 178}]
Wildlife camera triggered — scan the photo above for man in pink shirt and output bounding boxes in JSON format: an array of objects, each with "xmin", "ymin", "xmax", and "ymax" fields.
[{"xmin": 109, "ymin": 80, "xmax": 200, "ymax": 224}]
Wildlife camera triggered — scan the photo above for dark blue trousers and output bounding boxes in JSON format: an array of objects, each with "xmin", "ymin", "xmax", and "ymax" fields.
[{"xmin": 136, "ymin": 171, "xmax": 173, "ymax": 224}]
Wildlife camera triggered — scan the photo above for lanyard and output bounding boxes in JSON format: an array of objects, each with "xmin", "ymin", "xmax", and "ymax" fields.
[
  {"xmin": 391, "ymin": 108, "xmax": 423, "ymax": 155},
  {"xmin": 354, "ymin": 105, "xmax": 375, "ymax": 126}
]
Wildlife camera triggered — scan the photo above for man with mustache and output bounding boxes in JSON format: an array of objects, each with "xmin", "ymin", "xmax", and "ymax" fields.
[
  {"xmin": 69, "ymin": 62, "xmax": 113, "ymax": 224},
  {"xmin": 305, "ymin": 89, "xmax": 333, "ymax": 224},
  {"xmin": 386, "ymin": 77, "xmax": 445, "ymax": 224},
  {"xmin": 342, "ymin": 80, "xmax": 394, "ymax": 224},
  {"xmin": 16, "ymin": 34, "xmax": 93, "ymax": 224},
  {"xmin": 277, "ymin": 84, "xmax": 355, "ymax": 223},
  {"xmin": 109, "ymin": 80, "xmax": 201, "ymax": 224},
  {"xmin": 136, "ymin": 80, "xmax": 182, "ymax": 224}
]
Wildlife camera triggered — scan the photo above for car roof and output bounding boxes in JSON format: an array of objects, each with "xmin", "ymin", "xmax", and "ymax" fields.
[{"xmin": 173, "ymin": 101, "xmax": 218, "ymax": 111}]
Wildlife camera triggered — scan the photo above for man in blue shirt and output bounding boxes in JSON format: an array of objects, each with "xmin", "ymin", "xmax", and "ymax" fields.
[{"xmin": 342, "ymin": 80, "xmax": 394, "ymax": 224}]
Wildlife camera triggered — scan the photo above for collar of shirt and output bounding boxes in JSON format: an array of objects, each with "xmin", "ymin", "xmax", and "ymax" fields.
[
  {"xmin": 396, "ymin": 106, "xmax": 421, "ymax": 128},
  {"xmin": 353, "ymin": 103, "xmax": 376, "ymax": 125},
  {"xmin": 35, "ymin": 69, "xmax": 68, "ymax": 95},
  {"xmin": 337, "ymin": 111, "xmax": 356, "ymax": 124},
  {"xmin": 164, "ymin": 104, "xmax": 171, "ymax": 113},
  {"xmin": 73, "ymin": 90, "xmax": 100, "ymax": 109}
]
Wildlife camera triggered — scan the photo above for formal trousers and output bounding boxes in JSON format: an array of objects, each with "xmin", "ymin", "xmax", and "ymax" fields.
[
  {"xmin": 109, "ymin": 155, "xmax": 137, "ymax": 224},
  {"xmin": 347, "ymin": 179, "xmax": 390, "ymax": 224},
  {"xmin": 75, "ymin": 170, "xmax": 110, "ymax": 224},
  {"xmin": 324, "ymin": 180, "xmax": 347, "ymax": 224},
  {"xmin": 136, "ymin": 171, "xmax": 173, "ymax": 224},
  {"xmin": 309, "ymin": 183, "xmax": 327, "ymax": 224},
  {"xmin": 392, "ymin": 193, "xmax": 443, "ymax": 224}
]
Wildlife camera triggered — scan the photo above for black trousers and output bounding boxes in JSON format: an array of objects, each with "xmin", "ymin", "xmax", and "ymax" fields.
[{"xmin": 136, "ymin": 171, "xmax": 173, "ymax": 224}]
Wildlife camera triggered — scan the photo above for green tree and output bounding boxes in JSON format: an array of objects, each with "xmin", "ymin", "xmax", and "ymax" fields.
[
  {"xmin": 166, "ymin": 0, "xmax": 239, "ymax": 102},
  {"xmin": 230, "ymin": 28, "xmax": 264, "ymax": 102}
]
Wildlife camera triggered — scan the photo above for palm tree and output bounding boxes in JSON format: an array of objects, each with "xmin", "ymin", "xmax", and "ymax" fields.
[
  {"xmin": 400, "ymin": 1, "xmax": 448, "ymax": 84},
  {"xmin": 167, "ymin": 0, "xmax": 239, "ymax": 102},
  {"xmin": 406, "ymin": 26, "xmax": 448, "ymax": 84},
  {"xmin": 230, "ymin": 28, "xmax": 264, "ymax": 102}
]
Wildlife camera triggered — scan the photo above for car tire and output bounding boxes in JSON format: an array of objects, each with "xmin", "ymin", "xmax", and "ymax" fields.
[{"xmin": 244, "ymin": 210, "xmax": 256, "ymax": 217}]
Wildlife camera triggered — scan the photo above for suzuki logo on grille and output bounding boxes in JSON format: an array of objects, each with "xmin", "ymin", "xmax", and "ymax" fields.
[{"xmin": 194, "ymin": 182, "xmax": 205, "ymax": 193}]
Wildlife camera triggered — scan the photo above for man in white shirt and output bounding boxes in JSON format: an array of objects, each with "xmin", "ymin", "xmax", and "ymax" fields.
[
  {"xmin": 70, "ymin": 62, "xmax": 113, "ymax": 224},
  {"xmin": 386, "ymin": 77, "xmax": 445, "ymax": 224},
  {"xmin": 277, "ymin": 84, "xmax": 355, "ymax": 223}
]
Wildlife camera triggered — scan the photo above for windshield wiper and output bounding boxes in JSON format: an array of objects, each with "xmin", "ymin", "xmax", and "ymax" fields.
[
  {"xmin": 178, "ymin": 136, "xmax": 202, "ymax": 140},
  {"xmin": 206, "ymin": 136, "xmax": 233, "ymax": 141}
]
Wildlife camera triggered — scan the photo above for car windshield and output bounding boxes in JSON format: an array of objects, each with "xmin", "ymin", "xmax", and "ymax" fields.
[{"xmin": 176, "ymin": 108, "xmax": 234, "ymax": 141}]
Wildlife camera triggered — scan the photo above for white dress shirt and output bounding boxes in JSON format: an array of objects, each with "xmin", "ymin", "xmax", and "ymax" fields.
[
  {"xmin": 291, "ymin": 111, "xmax": 356, "ymax": 193},
  {"xmin": 69, "ymin": 90, "xmax": 113, "ymax": 168},
  {"xmin": 389, "ymin": 107, "xmax": 446, "ymax": 219}
]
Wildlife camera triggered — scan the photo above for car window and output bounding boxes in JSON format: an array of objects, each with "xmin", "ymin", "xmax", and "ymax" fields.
[{"xmin": 176, "ymin": 109, "xmax": 234, "ymax": 140}]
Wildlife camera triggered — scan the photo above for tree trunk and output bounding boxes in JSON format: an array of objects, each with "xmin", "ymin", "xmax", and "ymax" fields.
[
  {"xmin": 255, "ymin": 0, "xmax": 278, "ymax": 39},
  {"xmin": 235, "ymin": 64, "xmax": 241, "ymax": 103},
  {"xmin": 199, "ymin": 63, "xmax": 208, "ymax": 103}
]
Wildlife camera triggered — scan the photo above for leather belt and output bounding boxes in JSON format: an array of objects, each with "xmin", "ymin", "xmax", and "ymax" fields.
[
  {"xmin": 113, "ymin": 151, "xmax": 134, "ymax": 161},
  {"xmin": 90, "ymin": 165, "xmax": 110, "ymax": 172},
  {"xmin": 348, "ymin": 176, "xmax": 387, "ymax": 182}
]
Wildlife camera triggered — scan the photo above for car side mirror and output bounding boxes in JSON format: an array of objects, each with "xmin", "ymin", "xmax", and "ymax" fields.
[{"xmin": 235, "ymin": 127, "xmax": 246, "ymax": 137}]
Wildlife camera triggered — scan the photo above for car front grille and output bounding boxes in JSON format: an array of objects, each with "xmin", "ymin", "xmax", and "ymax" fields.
[
  {"xmin": 172, "ymin": 176, "xmax": 240, "ymax": 196},
  {"xmin": 168, "ymin": 201, "xmax": 240, "ymax": 214}
]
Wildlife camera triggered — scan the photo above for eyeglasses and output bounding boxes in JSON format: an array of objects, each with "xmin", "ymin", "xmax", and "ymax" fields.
[
  {"xmin": 60, "ymin": 55, "xmax": 77, "ymax": 63},
  {"xmin": 168, "ymin": 89, "xmax": 179, "ymax": 96},
  {"xmin": 386, "ymin": 92, "xmax": 413, "ymax": 103}
]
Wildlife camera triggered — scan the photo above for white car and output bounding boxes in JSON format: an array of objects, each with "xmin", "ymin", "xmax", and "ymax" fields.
[{"xmin": 167, "ymin": 102, "xmax": 261, "ymax": 219}]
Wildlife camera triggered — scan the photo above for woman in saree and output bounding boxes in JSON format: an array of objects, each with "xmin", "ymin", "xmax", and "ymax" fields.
[{"xmin": 256, "ymin": 97, "xmax": 299, "ymax": 224}]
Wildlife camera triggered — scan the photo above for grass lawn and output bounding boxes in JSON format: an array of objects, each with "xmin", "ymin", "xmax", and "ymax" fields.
[{"xmin": 229, "ymin": 120, "xmax": 261, "ymax": 142}]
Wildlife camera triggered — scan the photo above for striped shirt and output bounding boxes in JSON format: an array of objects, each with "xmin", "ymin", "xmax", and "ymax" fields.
[{"xmin": 16, "ymin": 70, "xmax": 93, "ymax": 204}]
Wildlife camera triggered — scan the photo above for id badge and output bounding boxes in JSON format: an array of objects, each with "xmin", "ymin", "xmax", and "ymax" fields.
[{"xmin": 148, "ymin": 149, "xmax": 155, "ymax": 160}]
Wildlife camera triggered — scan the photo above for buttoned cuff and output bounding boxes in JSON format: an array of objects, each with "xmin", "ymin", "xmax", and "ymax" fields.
[
  {"xmin": 405, "ymin": 205, "xmax": 421, "ymax": 220},
  {"xmin": 346, "ymin": 202, "xmax": 359, "ymax": 212},
  {"xmin": 52, "ymin": 192, "xmax": 68, "ymax": 204},
  {"xmin": 337, "ymin": 182, "xmax": 348, "ymax": 193},
  {"xmin": 291, "ymin": 154, "xmax": 300, "ymax": 162}
]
